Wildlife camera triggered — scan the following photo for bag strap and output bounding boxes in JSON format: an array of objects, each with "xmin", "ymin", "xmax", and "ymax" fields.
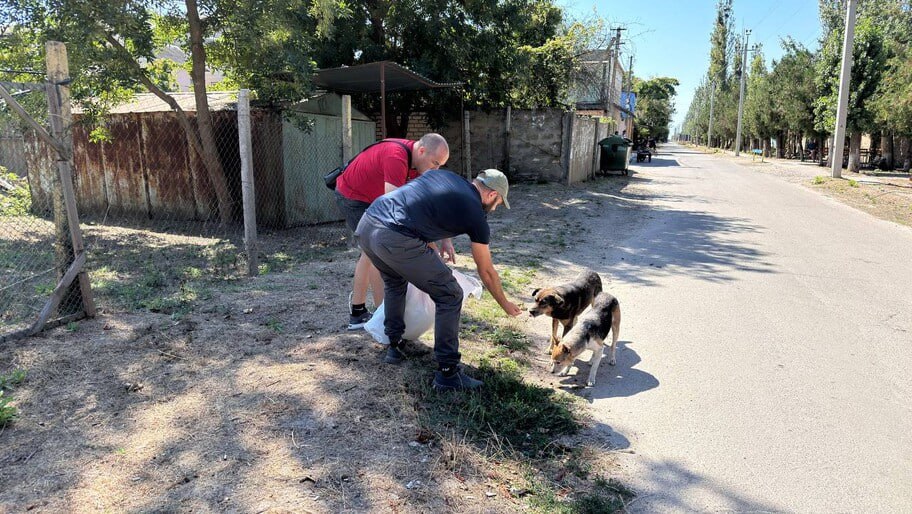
[{"xmin": 345, "ymin": 139, "xmax": 412, "ymax": 171}]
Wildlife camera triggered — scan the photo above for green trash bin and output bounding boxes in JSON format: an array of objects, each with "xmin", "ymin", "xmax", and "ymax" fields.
[{"xmin": 598, "ymin": 135, "xmax": 631, "ymax": 175}]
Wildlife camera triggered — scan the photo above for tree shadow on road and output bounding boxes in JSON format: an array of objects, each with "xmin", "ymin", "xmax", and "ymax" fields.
[
  {"xmin": 536, "ymin": 193, "xmax": 775, "ymax": 287},
  {"xmin": 625, "ymin": 459, "xmax": 784, "ymax": 513},
  {"xmin": 629, "ymin": 153, "xmax": 698, "ymax": 169}
]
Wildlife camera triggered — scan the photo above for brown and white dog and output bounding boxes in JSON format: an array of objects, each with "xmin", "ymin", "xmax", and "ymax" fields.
[
  {"xmin": 550, "ymin": 292, "xmax": 621, "ymax": 387},
  {"xmin": 529, "ymin": 269, "xmax": 602, "ymax": 353}
]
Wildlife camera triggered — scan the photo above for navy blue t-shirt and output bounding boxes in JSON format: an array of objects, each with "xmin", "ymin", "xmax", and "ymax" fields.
[{"xmin": 365, "ymin": 169, "xmax": 491, "ymax": 245}]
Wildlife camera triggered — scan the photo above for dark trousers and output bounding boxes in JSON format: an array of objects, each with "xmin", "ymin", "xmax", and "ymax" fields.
[{"xmin": 355, "ymin": 215, "xmax": 463, "ymax": 367}]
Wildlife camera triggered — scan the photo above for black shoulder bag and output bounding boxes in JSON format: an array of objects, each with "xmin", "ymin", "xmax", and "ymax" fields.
[{"xmin": 323, "ymin": 139, "xmax": 412, "ymax": 190}]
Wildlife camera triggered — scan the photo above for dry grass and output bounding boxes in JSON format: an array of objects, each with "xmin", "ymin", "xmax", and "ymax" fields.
[
  {"xmin": 0, "ymin": 178, "xmax": 640, "ymax": 513},
  {"xmin": 808, "ymin": 175, "xmax": 912, "ymax": 227}
]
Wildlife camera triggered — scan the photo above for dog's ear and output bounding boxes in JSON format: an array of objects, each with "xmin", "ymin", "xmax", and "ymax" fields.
[
  {"xmin": 531, "ymin": 287, "xmax": 541, "ymax": 298},
  {"xmin": 552, "ymin": 294, "xmax": 565, "ymax": 306},
  {"xmin": 561, "ymin": 345, "xmax": 571, "ymax": 354}
]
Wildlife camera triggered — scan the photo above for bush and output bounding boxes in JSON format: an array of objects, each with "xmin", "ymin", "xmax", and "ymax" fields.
[{"xmin": 0, "ymin": 169, "xmax": 32, "ymax": 216}]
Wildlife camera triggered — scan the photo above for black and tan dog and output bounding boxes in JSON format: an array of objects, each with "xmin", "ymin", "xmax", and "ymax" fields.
[
  {"xmin": 550, "ymin": 292, "xmax": 621, "ymax": 387},
  {"xmin": 529, "ymin": 269, "xmax": 602, "ymax": 352}
]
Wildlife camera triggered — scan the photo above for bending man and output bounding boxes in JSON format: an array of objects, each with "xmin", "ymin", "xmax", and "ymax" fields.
[
  {"xmin": 355, "ymin": 169, "xmax": 523, "ymax": 391},
  {"xmin": 335, "ymin": 133, "xmax": 451, "ymax": 330}
]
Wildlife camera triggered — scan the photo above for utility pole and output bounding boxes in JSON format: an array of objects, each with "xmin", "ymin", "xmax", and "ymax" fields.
[
  {"xmin": 626, "ymin": 54, "xmax": 634, "ymax": 137},
  {"xmin": 831, "ymin": 0, "xmax": 858, "ymax": 178},
  {"xmin": 707, "ymin": 80, "xmax": 716, "ymax": 147},
  {"xmin": 606, "ymin": 27, "xmax": 625, "ymax": 121},
  {"xmin": 627, "ymin": 54, "xmax": 634, "ymax": 91},
  {"xmin": 734, "ymin": 28, "xmax": 751, "ymax": 156}
]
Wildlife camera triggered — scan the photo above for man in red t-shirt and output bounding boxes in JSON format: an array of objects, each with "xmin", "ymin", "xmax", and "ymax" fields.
[{"xmin": 335, "ymin": 133, "xmax": 451, "ymax": 329}]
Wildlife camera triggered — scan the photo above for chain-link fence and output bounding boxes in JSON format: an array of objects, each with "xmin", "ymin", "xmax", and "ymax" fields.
[
  {"xmin": 2, "ymin": 39, "xmax": 377, "ymax": 341},
  {"xmin": 2, "ymin": 75, "xmax": 360, "ymax": 340},
  {"xmin": 67, "ymin": 94, "xmax": 242, "ymax": 319},
  {"xmin": 1, "ymin": 78, "xmax": 88, "ymax": 338}
]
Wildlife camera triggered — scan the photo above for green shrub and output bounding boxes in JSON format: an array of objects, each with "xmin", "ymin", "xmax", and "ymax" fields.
[{"xmin": 0, "ymin": 170, "xmax": 32, "ymax": 216}]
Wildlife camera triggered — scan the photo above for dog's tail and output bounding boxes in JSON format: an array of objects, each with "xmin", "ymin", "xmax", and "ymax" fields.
[
  {"xmin": 588, "ymin": 270, "xmax": 603, "ymax": 303},
  {"xmin": 609, "ymin": 297, "xmax": 621, "ymax": 340}
]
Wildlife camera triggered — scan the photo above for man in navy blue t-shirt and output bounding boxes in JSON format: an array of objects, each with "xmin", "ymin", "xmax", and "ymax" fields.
[{"xmin": 356, "ymin": 169, "xmax": 523, "ymax": 391}]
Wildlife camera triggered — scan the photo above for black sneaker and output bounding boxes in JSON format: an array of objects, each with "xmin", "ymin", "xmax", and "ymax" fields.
[
  {"xmin": 432, "ymin": 367, "xmax": 483, "ymax": 391},
  {"xmin": 347, "ymin": 291, "xmax": 372, "ymax": 330},
  {"xmin": 384, "ymin": 340, "xmax": 407, "ymax": 364},
  {"xmin": 347, "ymin": 311, "xmax": 372, "ymax": 330}
]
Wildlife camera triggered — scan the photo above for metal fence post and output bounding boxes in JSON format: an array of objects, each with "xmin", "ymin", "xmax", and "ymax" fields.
[
  {"xmin": 238, "ymin": 89, "xmax": 258, "ymax": 276},
  {"xmin": 342, "ymin": 94, "xmax": 352, "ymax": 163}
]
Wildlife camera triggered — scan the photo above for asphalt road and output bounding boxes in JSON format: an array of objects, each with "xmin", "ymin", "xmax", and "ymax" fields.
[{"xmin": 555, "ymin": 144, "xmax": 912, "ymax": 513}]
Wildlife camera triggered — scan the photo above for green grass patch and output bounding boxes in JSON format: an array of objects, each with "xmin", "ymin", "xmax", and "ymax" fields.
[
  {"xmin": 848, "ymin": 179, "xmax": 859, "ymax": 188},
  {"xmin": 0, "ymin": 170, "xmax": 32, "ymax": 216},
  {"xmin": 0, "ymin": 391, "xmax": 17, "ymax": 427},
  {"xmin": 499, "ymin": 266, "xmax": 537, "ymax": 297},
  {"xmin": 527, "ymin": 474, "xmax": 634, "ymax": 513},
  {"xmin": 490, "ymin": 326, "xmax": 532, "ymax": 352},
  {"xmin": 415, "ymin": 356, "xmax": 580, "ymax": 458},
  {"xmin": 813, "ymin": 175, "xmax": 826, "ymax": 185},
  {"xmin": 0, "ymin": 369, "xmax": 26, "ymax": 390},
  {"xmin": 266, "ymin": 318, "xmax": 284, "ymax": 333},
  {"xmin": 0, "ymin": 368, "xmax": 27, "ymax": 429}
]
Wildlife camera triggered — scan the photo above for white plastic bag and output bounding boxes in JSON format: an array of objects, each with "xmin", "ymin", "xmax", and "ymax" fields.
[{"xmin": 365, "ymin": 270, "xmax": 483, "ymax": 345}]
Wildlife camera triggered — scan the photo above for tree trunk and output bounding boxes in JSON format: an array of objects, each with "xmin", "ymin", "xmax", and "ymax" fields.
[
  {"xmin": 825, "ymin": 134, "xmax": 834, "ymax": 167},
  {"xmin": 870, "ymin": 131, "xmax": 880, "ymax": 161},
  {"xmin": 776, "ymin": 131, "xmax": 785, "ymax": 158},
  {"xmin": 763, "ymin": 137, "xmax": 770, "ymax": 157},
  {"xmin": 901, "ymin": 136, "xmax": 911, "ymax": 174},
  {"xmin": 102, "ymin": 28, "xmax": 230, "ymax": 225},
  {"xmin": 186, "ymin": 0, "xmax": 232, "ymax": 226},
  {"xmin": 847, "ymin": 132, "xmax": 862, "ymax": 172},
  {"xmin": 881, "ymin": 130, "xmax": 894, "ymax": 170}
]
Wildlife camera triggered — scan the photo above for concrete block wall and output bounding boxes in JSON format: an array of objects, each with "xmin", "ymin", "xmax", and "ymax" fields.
[
  {"xmin": 367, "ymin": 108, "xmax": 606, "ymax": 184},
  {"xmin": 506, "ymin": 109, "xmax": 566, "ymax": 182}
]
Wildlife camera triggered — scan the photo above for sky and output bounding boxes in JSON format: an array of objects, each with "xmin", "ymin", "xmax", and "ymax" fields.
[{"xmin": 558, "ymin": 0, "xmax": 824, "ymax": 131}]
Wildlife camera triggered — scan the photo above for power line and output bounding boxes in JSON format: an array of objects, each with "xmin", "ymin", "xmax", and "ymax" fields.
[
  {"xmin": 753, "ymin": 0, "xmax": 787, "ymax": 30},
  {"xmin": 756, "ymin": 2, "xmax": 809, "ymax": 49}
]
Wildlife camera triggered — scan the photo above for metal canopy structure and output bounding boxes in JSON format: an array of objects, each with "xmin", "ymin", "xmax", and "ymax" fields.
[{"xmin": 313, "ymin": 61, "xmax": 462, "ymax": 138}]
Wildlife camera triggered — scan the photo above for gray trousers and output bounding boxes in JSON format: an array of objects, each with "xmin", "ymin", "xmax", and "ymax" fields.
[{"xmin": 355, "ymin": 215, "xmax": 463, "ymax": 367}]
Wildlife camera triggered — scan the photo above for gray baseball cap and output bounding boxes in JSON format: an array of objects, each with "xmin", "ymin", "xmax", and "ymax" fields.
[{"xmin": 476, "ymin": 169, "xmax": 510, "ymax": 209}]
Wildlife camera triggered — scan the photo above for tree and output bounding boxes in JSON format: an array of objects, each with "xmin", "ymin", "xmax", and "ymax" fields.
[
  {"xmin": 308, "ymin": 1, "xmax": 596, "ymax": 135},
  {"xmin": 632, "ymin": 76, "xmax": 679, "ymax": 142},
  {"xmin": 814, "ymin": 1, "xmax": 889, "ymax": 171},
  {"xmin": 682, "ymin": 0, "xmax": 736, "ymax": 148},
  {"xmin": 870, "ymin": 0, "xmax": 912, "ymax": 173},
  {"xmin": 769, "ymin": 39, "xmax": 817, "ymax": 143},
  {"xmin": 743, "ymin": 49, "xmax": 774, "ymax": 155},
  {"xmin": 4, "ymin": 0, "xmax": 341, "ymax": 224},
  {"xmin": 709, "ymin": 0, "xmax": 734, "ymax": 92}
]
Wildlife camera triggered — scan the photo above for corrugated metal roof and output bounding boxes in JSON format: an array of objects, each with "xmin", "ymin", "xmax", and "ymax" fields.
[
  {"xmin": 74, "ymin": 91, "xmax": 376, "ymax": 120},
  {"xmin": 313, "ymin": 61, "xmax": 462, "ymax": 94},
  {"xmin": 104, "ymin": 91, "xmax": 238, "ymax": 113}
]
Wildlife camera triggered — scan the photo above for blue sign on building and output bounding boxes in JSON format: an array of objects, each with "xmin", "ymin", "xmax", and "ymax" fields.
[{"xmin": 620, "ymin": 92, "xmax": 637, "ymax": 120}]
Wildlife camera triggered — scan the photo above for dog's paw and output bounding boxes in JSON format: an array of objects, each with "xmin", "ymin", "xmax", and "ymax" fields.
[
  {"xmin": 586, "ymin": 379, "xmax": 596, "ymax": 387},
  {"xmin": 608, "ymin": 358, "xmax": 616, "ymax": 366}
]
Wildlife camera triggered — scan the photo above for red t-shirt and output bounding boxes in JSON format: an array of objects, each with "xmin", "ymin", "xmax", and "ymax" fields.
[{"xmin": 336, "ymin": 139, "xmax": 419, "ymax": 203}]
